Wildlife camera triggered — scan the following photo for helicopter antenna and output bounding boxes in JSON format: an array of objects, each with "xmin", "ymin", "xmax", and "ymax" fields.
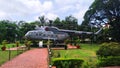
[{"xmin": 35, "ymin": 25, "xmax": 40, "ymax": 30}]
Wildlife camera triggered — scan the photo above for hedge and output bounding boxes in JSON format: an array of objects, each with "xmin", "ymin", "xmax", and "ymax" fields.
[
  {"xmin": 52, "ymin": 58, "xmax": 84, "ymax": 68},
  {"xmin": 96, "ymin": 42, "xmax": 120, "ymax": 58},
  {"xmin": 98, "ymin": 56, "xmax": 120, "ymax": 67}
]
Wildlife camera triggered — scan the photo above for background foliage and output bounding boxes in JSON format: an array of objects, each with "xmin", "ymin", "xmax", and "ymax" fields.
[
  {"xmin": 0, "ymin": 15, "xmax": 80, "ymax": 44},
  {"xmin": 82, "ymin": 0, "xmax": 120, "ymax": 42},
  {"xmin": 96, "ymin": 42, "xmax": 120, "ymax": 67}
]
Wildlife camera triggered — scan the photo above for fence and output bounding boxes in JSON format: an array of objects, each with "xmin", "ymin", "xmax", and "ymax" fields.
[{"xmin": 0, "ymin": 46, "xmax": 27, "ymax": 66}]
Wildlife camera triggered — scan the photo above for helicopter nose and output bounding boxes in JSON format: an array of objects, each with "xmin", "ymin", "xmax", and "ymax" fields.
[
  {"xmin": 25, "ymin": 32, "xmax": 30, "ymax": 39},
  {"xmin": 25, "ymin": 34, "xmax": 28, "ymax": 39}
]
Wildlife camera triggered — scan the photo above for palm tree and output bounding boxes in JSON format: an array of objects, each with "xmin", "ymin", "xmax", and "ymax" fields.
[{"xmin": 38, "ymin": 16, "xmax": 47, "ymax": 26}]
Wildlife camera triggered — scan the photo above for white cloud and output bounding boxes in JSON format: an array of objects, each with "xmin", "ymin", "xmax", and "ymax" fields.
[
  {"xmin": 0, "ymin": 0, "xmax": 54, "ymax": 21},
  {"xmin": 73, "ymin": 10, "xmax": 87, "ymax": 24},
  {"xmin": 55, "ymin": 5, "xmax": 74, "ymax": 14},
  {"xmin": 55, "ymin": 0, "xmax": 78, "ymax": 6},
  {"xmin": 0, "ymin": 11, "xmax": 12, "ymax": 20},
  {"xmin": 53, "ymin": 0, "xmax": 94, "ymax": 24},
  {"xmin": 46, "ymin": 13, "xmax": 58, "ymax": 20},
  {"xmin": 72, "ymin": 0, "xmax": 94, "ymax": 24},
  {"xmin": 19, "ymin": 0, "xmax": 43, "ymax": 13},
  {"xmin": 0, "ymin": 11, "xmax": 6, "ymax": 17},
  {"xmin": 0, "ymin": 0, "xmax": 42, "ymax": 18},
  {"xmin": 42, "ymin": 1, "xmax": 53, "ymax": 11},
  {"xmin": 0, "ymin": 0, "xmax": 94, "ymax": 24}
]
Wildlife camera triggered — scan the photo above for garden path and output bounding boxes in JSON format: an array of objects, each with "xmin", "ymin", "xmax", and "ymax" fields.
[{"xmin": 0, "ymin": 48, "xmax": 48, "ymax": 68}]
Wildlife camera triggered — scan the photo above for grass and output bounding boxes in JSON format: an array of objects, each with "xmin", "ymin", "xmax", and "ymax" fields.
[
  {"xmin": 0, "ymin": 43, "xmax": 25, "ymax": 66},
  {"xmin": 0, "ymin": 50, "xmax": 24, "ymax": 66},
  {"xmin": 52, "ymin": 43, "xmax": 100, "ymax": 67},
  {"xmin": 0, "ymin": 43, "xmax": 24, "ymax": 50}
]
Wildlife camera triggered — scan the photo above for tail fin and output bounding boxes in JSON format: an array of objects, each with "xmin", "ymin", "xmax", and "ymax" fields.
[{"xmin": 94, "ymin": 27, "xmax": 103, "ymax": 35}]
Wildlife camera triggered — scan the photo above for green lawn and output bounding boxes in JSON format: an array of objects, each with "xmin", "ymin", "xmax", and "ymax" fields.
[
  {"xmin": 52, "ymin": 43, "xmax": 100, "ymax": 67},
  {"xmin": 0, "ymin": 43, "xmax": 24, "ymax": 50},
  {"xmin": 0, "ymin": 50, "xmax": 24, "ymax": 66},
  {"xmin": 0, "ymin": 43, "xmax": 25, "ymax": 66}
]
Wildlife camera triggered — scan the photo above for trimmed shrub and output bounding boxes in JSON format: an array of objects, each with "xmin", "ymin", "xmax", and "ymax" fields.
[
  {"xmin": 52, "ymin": 51, "xmax": 61, "ymax": 58},
  {"xmin": 98, "ymin": 56, "xmax": 120, "ymax": 67},
  {"xmin": 52, "ymin": 58, "xmax": 84, "ymax": 68},
  {"xmin": 96, "ymin": 42, "xmax": 120, "ymax": 67},
  {"xmin": 96, "ymin": 42, "xmax": 120, "ymax": 58}
]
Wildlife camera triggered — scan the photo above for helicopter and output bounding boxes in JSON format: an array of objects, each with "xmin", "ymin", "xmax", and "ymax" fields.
[
  {"xmin": 24, "ymin": 26, "xmax": 94, "ymax": 41},
  {"xmin": 24, "ymin": 25, "xmax": 103, "ymax": 47}
]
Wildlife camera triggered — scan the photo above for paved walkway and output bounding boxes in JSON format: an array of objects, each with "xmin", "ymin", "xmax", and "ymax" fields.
[{"xmin": 0, "ymin": 48, "xmax": 48, "ymax": 68}]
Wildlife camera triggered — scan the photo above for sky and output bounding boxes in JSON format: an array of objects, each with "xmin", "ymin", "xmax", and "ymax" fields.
[{"xmin": 0, "ymin": 0, "xmax": 94, "ymax": 24}]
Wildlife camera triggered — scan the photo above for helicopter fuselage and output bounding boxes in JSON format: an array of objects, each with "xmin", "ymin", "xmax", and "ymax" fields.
[{"xmin": 25, "ymin": 26, "xmax": 69, "ymax": 41}]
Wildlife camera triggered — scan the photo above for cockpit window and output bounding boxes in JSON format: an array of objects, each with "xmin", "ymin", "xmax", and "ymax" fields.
[{"xmin": 39, "ymin": 33, "xmax": 42, "ymax": 36}]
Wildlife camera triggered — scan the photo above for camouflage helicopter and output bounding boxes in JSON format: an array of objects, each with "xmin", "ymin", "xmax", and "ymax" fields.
[
  {"xmin": 24, "ymin": 25, "xmax": 103, "ymax": 47},
  {"xmin": 25, "ymin": 26, "xmax": 95, "ymax": 40}
]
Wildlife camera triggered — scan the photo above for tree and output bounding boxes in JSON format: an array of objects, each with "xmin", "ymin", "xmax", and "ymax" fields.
[
  {"xmin": 64, "ymin": 15, "xmax": 78, "ymax": 30},
  {"xmin": 53, "ymin": 16, "xmax": 79, "ymax": 30},
  {"xmin": 38, "ymin": 16, "xmax": 48, "ymax": 26},
  {"xmin": 19, "ymin": 22, "xmax": 36, "ymax": 38},
  {"xmin": 17, "ymin": 21, "xmax": 41, "ymax": 42},
  {"xmin": 0, "ymin": 21, "xmax": 7, "ymax": 42},
  {"xmin": 6, "ymin": 22, "xmax": 18, "ymax": 42},
  {"xmin": 53, "ymin": 17, "xmax": 63, "ymax": 28},
  {"xmin": 0, "ymin": 20, "xmax": 18, "ymax": 43},
  {"xmin": 82, "ymin": 0, "xmax": 120, "ymax": 42}
]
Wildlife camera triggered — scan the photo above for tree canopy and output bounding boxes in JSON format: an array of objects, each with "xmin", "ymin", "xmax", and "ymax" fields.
[
  {"xmin": 0, "ymin": 20, "xmax": 18, "ymax": 42},
  {"xmin": 0, "ymin": 15, "xmax": 79, "ymax": 43},
  {"xmin": 82, "ymin": 0, "xmax": 120, "ymax": 42}
]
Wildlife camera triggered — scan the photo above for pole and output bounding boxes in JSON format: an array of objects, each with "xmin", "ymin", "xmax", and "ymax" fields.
[
  {"xmin": 8, "ymin": 47, "xmax": 11, "ymax": 60},
  {"xmin": 91, "ymin": 26, "xmax": 93, "ymax": 45}
]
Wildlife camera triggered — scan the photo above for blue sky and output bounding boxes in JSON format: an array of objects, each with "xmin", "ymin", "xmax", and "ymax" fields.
[{"xmin": 0, "ymin": 0, "xmax": 94, "ymax": 24}]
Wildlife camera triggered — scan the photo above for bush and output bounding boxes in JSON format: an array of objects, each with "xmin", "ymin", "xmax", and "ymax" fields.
[
  {"xmin": 96, "ymin": 42, "xmax": 120, "ymax": 58},
  {"xmin": 96, "ymin": 42, "xmax": 120, "ymax": 67},
  {"xmin": 2, "ymin": 40, "xmax": 7, "ymax": 46},
  {"xmin": 52, "ymin": 58, "xmax": 84, "ymax": 68},
  {"xmin": 24, "ymin": 40, "xmax": 32, "ymax": 50},
  {"xmin": 52, "ymin": 51, "xmax": 61, "ymax": 58},
  {"xmin": 15, "ymin": 41, "xmax": 20, "ymax": 47},
  {"xmin": 64, "ymin": 39, "xmax": 71, "ymax": 44},
  {"xmin": 98, "ymin": 56, "xmax": 120, "ymax": 67},
  {"xmin": 82, "ymin": 57, "xmax": 98, "ymax": 68}
]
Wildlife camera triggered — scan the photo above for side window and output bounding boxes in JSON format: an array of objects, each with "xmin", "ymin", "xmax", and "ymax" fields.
[
  {"xmin": 43, "ymin": 34, "xmax": 45, "ymax": 37},
  {"xmin": 36, "ymin": 33, "xmax": 38, "ymax": 36},
  {"xmin": 47, "ymin": 34, "xmax": 50, "ymax": 37},
  {"xmin": 39, "ymin": 33, "xmax": 42, "ymax": 36},
  {"xmin": 51, "ymin": 35, "xmax": 53, "ymax": 37}
]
